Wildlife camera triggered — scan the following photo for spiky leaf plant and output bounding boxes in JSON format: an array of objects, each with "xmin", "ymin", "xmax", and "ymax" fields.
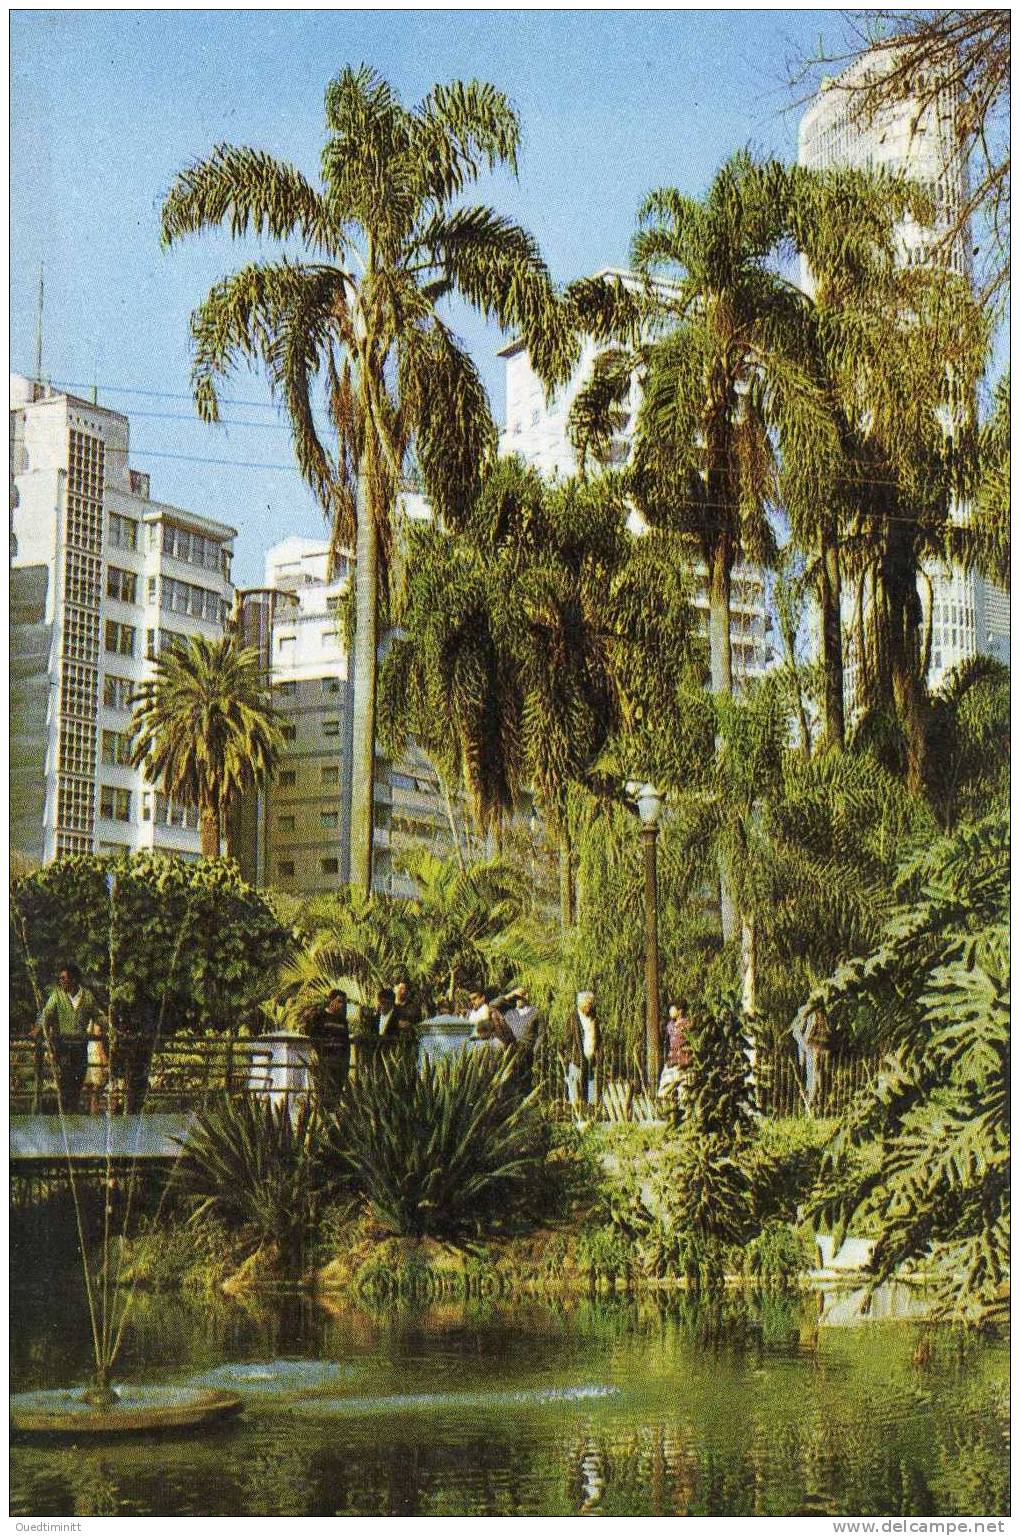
[
  {"xmin": 326, "ymin": 1047, "xmax": 549, "ymax": 1241},
  {"xmin": 178, "ymin": 1096, "xmax": 332, "ymax": 1272}
]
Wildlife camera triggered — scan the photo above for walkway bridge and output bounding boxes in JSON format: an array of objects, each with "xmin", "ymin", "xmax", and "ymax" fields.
[{"xmin": 9, "ymin": 1035, "xmax": 310, "ymax": 1175}]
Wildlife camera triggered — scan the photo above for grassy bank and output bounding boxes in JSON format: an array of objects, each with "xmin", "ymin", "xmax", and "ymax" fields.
[{"xmin": 117, "ymin": 1117, "xmax": 832, "ymax": 1299}]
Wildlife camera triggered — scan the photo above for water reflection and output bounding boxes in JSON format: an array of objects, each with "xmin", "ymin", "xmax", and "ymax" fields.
[{"xmin": 9, "ymin": 1284, "xmax": 1009, "ymax": 1519}]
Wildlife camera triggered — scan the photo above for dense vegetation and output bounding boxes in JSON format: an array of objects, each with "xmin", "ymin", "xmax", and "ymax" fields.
[{"xmin": 16, "ymin": 42, "xmax": 1010, "ymax": 1329}]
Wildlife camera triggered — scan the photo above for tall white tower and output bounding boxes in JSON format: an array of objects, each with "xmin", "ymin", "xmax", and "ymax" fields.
[{"xmin": 10, "ymin": 376, "xmax": 236, "ymax": 864}]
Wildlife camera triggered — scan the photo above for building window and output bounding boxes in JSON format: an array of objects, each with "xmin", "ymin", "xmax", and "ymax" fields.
[
  {"xmin": 321, "ymin": 628, "xmax": 338, "ymax": 648},
  {"xmin": 279, "ymin": 770, "xmax": 296, "ymax": 788},
  {"xmin": 321, "ymin": 677, "xmax": 341, "ymax": 694},
  {"xmin": 104, "ymin": 620, "xmax": 135, "ymax": 657},
  {"xmin": 321, "ymin": 766, "xmax": 340, "ymax": 787},
  {"xmin": 161, "ymin": 521, "xmax": 225, "ymax": 574},
  {"xmin": 106, "ymin": 566, "xmax": 137, "ymax": 604},
  {"xmin": 279, "ymin": 635, "xmax": 295, "ymax": 652},
  {"xmin": 147, "ymin": 576, "xmax": 158, "ymax": 603},
  {"xmin": 281, "ymin": 724, "xmax": 297, "ymax": 743},
  {"xmin": 102, "ymin": 673, "xmax": 134, "ymax": 712},
  {"xmin": 100, "ymin": 785, "xmax": 132, "ymax": 822},
  {"xmin": 321, "ymin": 857, "xmax": 339, "ymax": 875},
  {"xmin": 59, "ymin": 718, "xmax": 98, "ymax": 776},
  {"xmin": 276, "ymin": 681, "xmax": 297, "ymax": 697},
  {"xmin": 323, "ymin": 719, "xmax": 340, "ymax": 738},
  {"xmin": 160, "ymin": 575, "xmax": 226, "ymax": 624},
  {"xmin": 278, "ymin": 814, "xmax": 296, "ymax": 831},
  {"xmin": 321, "ymin": 810, "xmax": 339, "ymax": 829},
  {"xmin": 147, "ymin": 627, "xmax": 187, "ymax": 660},
  {"xmin": 108, "ymin": 513, "xmax": 137, "ymax": 552},
  {"xmin": 142, "ymin": 791, "xmax": 152, "ymax": 822},
  {"xmin": 101, "ymin": 729, "xmax": 132, "ymax": 766},
  {"xmin": 155, "ymin": 792, "xmax": 198, "ymax": 830},
  {"xmin": 278, "ymin": 859, "xmax": 295, "ymax": 879}
]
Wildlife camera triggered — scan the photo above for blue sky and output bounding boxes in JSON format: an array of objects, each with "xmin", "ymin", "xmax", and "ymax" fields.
[{"xmin": 10, "ymin": 9, "xmax": 885, "ymax": 584}]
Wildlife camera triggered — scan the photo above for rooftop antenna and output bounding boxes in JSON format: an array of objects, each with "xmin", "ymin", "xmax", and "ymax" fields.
[{"xmin": 34, "ymin": 264, "xmax": 44, "ymax": 385}]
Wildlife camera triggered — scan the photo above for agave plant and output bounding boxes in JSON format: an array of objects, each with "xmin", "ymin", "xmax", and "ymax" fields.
[
  {"xmin": 326, "ymin": 1047, "xmax": 548, "ymax": 1242},
  {"xmin": 177, "ymin": 1096, "xmax": 333, "ymax": 1273}
]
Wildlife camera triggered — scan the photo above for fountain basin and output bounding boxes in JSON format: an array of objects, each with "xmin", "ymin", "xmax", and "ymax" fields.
[{"xmin": 11, "ymin": 1384, "xmax": 243, "ymax": 1438}]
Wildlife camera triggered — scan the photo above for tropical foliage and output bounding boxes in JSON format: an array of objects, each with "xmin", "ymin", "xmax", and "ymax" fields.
[
  {"xmin": 326, "ymin": 1047, "xmax": 549, "ymax": 1240},
  {"xmin": 130, "ymin": 635, "xmax": 282, "ymax": 858},
  {"xmin": 280, "ymin": 848, "xmax": 533, "ymax": 1019},
  {"xmin": 804, "ymin": 810, "xmax": 1009, "ymax": 1327},
  {"xmin": 380, "ymin": 456, "xmax": 700, "ymax": 923},
  {"xmin": 179, "ymin": 1097, "xmax": 332, "ymax": 1271}
]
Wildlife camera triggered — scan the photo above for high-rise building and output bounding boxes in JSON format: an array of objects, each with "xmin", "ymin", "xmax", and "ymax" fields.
[
  {"xmin": 498, "ymin": 271, "xmax": 772, "ymax": 683},
  {"xmin": 10, "ymin": 376, "xmax": 236, "ymax": 864},
  {"xmin": 798, "ymin": 50, "xmax": 1009, "ymax": 701},
  {"xmin": 248, "ymin": 535, "xmax": 458, "ymax": 899}
]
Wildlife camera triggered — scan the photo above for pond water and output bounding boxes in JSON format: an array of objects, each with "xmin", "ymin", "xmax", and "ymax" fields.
[{"xmin": 10, "ymin": 1277, "xmax": 1009, "ymax": 1518}]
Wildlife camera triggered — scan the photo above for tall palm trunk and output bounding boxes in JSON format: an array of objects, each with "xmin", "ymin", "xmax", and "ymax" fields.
[
  {"xmin": 708, "ymin": 538, "xmax": 733, "ymax": 696},
  {"xmin": 559, "ymin": 830, "xmax": 574, "ymax": 930},
  {"xmin": 740, "ymin": 911, "xmax": 756, "ymax": 1016},
  {"xmin": 199, "ymin": 793, "xmax": 220, "ymax": 859},
  {"xmin": 818, "ymin": 523, "xmax": 845, "ymax": 751},
  {"xmin": 708, "ymin": 533, "xmax": 738, "ymax": 940},
  {"xmin": 438, "ymin": 770, "xmax": 465, "ymax": 872},
  {"xmin": 349, "ymin": 466, "xmax": 379, "ymax": 897},
  {"xmin": 883, "ymin": 523, "xmax": 930, "ymax": 796}
]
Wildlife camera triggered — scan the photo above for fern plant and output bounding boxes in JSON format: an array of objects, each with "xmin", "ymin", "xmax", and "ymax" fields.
[{"xmin": 804, "ymin": 809, "xmax": 1009, "ymax": 1328}]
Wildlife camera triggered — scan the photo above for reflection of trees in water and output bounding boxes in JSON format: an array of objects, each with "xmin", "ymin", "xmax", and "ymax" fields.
[
  {"xmin": 238, "ymin": 1442, "xmax": 318, "ymax": 1518},
  {"xmin": 71, "ymin": 1460, "xmax": 127, "ymax": 1519},
  {"xmin": 9, "ymin": 1287, "xmax": 1011, "ymax": 1519}
]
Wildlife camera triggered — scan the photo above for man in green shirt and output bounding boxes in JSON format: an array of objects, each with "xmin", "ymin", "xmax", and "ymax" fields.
[{"xmin": 34, "ymin": 961, "xmax": 100, "ymax": 1114}]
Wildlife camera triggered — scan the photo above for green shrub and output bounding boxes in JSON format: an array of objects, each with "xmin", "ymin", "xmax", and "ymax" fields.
[
  {"xmin": 741, "ymin": 1219, "xmax": 814, "ymax": 1284},
  {"xmin": 577, "ymin": 1219, "xmax": 637, "ymax": 1280},
  {"xmin": 178, "ymin": 1096, "xmax": 334, "ymax": 1272},
  {"xmin": 326, "ymin": 1047, "xmax": 549, "ymax": 1242},
  {"xmin": 750, "ymin": 1118, "xmax": 834, "ymax": 1225},
  {"xmin": 118, "ymin": 1214, "xmax": 241, "ymax": 1294}
]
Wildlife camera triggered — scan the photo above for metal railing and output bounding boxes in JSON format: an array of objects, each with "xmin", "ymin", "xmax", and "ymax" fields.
[
  {"xmin": 11, "ymin": 1031, "xmax": 879, "ymax": 1125},
  {"xmin": 529, "ymin": 1034, "xmax": 878, "ymax": 1123},
  {"xmin": 10, "ymin": 1035, "xmax": 277, "ymax": 1116}
]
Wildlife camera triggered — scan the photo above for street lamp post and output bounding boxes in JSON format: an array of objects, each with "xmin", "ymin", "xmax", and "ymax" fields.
[{"xmin": 627, "ymin": 780, "xmax": 664, "ymax": 1089}]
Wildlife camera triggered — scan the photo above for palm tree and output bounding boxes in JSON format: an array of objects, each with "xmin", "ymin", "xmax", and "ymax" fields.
[
  {"xmin": 161, "ymin": 66, "xmax": 572, "ymax": 895},
  {"xmin": 280, "ymin": 847, "xmax": 528, "ymax": 1017},
  {"xmin": 781, "ymin": 164, "xmax": 930, "ymax": 752},
  {"xmin": 379, "ymin": 457, "xmax": 699, "ymax": 927},
  {"xmin": 129, "ymin": 635, "xmax": 282, "ymax": 858},
  {"xmin": 972, "ymin": 371, "xmax": 1010, "ymax": 586},
  {"xmin": 569, "ymin": 154, "xmax": 834, "ymax": 700},
  {"xmin": 783, "ymin": 166, "xmax": 988, "ymax": 780}
]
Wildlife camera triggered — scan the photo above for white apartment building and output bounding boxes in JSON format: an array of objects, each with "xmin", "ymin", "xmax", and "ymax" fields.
[
  {"xmin": 498, "ymin": 271, "xmax": 772, "ymax": 682},
  {"xmin": 798, "ymin": 50, "xmax": 1009, "ymax": 699},
  {"xmin": 10, "ymin": 376, "xmax": 235, "ymax": 864},
  {"xmin": 249, "ymin": 534, "xmax": 456, "ymax": 900}
]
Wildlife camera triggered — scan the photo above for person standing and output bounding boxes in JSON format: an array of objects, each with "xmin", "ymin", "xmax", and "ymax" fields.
[
  {"xmin": 372, "ymin": 986, "xmax": 416, "ymax": 1056},
  {"xmin": 392, "ymin": 980, "xmax": 422, "ymax": 1029},
  {"xmin": 658, "ymin": 999, "xmax": 694, "ymax": 1106},
  {"xmin": 34, "ymin": 961, "xmax": 100, "ymax": 1114},
  {"xmin": 801, "ymin": 1007, "xmax": 832, "ymax": 1115},
  {"xmin": 566, "ymin": 990, "xmax": 601, "ymax": 1110},
  {"xmin": 307, "ymin": 988, "xmax": 351, "ymax": 1106}
]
